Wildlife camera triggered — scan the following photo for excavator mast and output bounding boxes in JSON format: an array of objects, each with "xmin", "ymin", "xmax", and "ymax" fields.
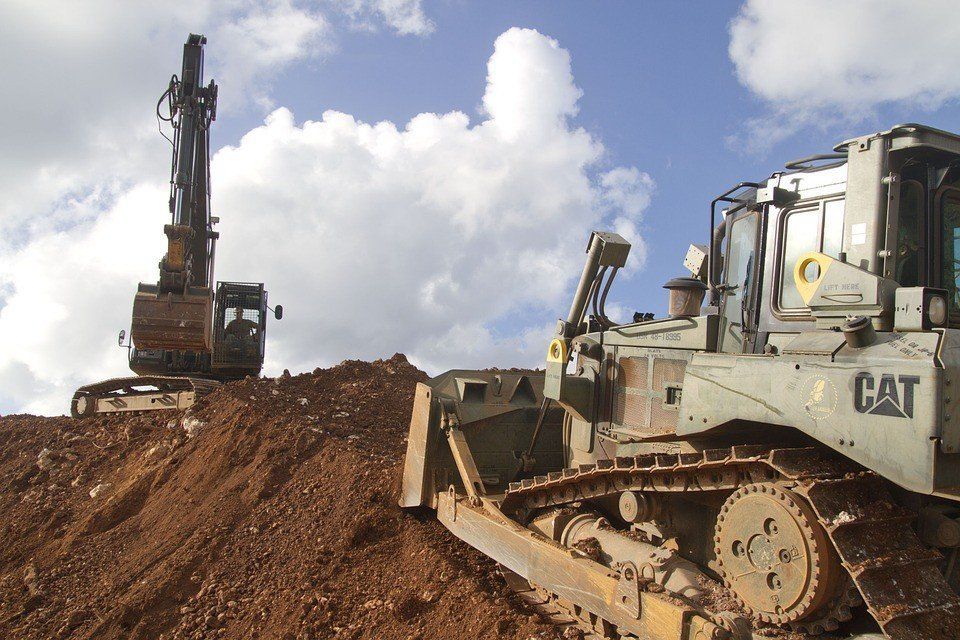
[{"xmin": 131, "ymin": 33, "xmax": 219, "ymax": 353}]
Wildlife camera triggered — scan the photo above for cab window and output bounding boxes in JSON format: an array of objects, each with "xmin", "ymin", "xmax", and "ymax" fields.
[
  {"xmin": 719, "ymin": 212, "xmax": 759, "ymax": 352},
  {"xmin": 940, "ymin": 191, "xmax": 960, "ymax": 315},
  {"xmin": 778, "ymin": 199, "xmax": 845, "ymax": 311},
  {"xmin": 896, "ymin": 180, "xmax": 926, "ymax": 286}
]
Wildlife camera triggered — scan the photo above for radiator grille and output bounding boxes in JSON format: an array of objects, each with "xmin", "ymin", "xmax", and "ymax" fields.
[
  {"xmin": 620, "ymin": 355, "xmax": 648, "ymax": 389},
  {"xmin": 613, "ymin": 355, "xmax": 685, "ymax": 438}
]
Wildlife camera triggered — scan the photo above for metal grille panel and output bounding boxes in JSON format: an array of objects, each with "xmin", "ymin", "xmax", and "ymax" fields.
[
  {"xmin": 649, "ymin": 400, "xmax": 678, "ymax": 436},
  {"xmin": 620, "ymin": 355, "xmax": 648, "ymax": 389},
  {"xmin": 614, "ymin": 392, "xmax": 649, "ymax": 428},
  {"xmin": 653, "ymin": 358, "xmax": 686, "ymax": 389},
  {"xmin": 613, "ymin": 356, "xmax": 685, "ymax": 438}
]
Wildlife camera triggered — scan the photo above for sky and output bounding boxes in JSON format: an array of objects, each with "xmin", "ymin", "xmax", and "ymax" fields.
[{"xmin": 2, "ymin": 0, "xmax": 960, "ymax": 415}]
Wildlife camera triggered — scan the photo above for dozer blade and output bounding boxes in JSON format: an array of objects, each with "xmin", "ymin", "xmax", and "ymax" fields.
[
  {"xmin": 130, "ymin": 283, "xmax": 212, "ymax": 352},
  {"xmin": 71, "ymin": 375, "xmax": 220, "ymax": 418},
  {"xmin": 399, "ymin": 369, "xmax": 564, "ymax": 509}
]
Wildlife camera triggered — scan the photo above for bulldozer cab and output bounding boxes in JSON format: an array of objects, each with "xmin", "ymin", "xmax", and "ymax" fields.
[
  {"xmin": 211, "ymin": 281, "xmax": 268, "ymax": 376},
  {"xmin": 711, "ymin": 124, "xmax": 960, "ymax": 356}
]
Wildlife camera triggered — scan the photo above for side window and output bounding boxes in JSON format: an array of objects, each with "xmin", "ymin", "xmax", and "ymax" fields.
[
  {"xmin": 719, "ymin": 212, "xmax": 759, "ymax": 352},
  {"xmin": 940, "ymin": 193, "xmax": 960, "ymax": 316},
  {"xmin": 778, "ymin": 199, "xmax": 845, "ymax": 311},
  {"xmin": 896, "ymin": 180, "xmax": 925, "ymax": 286},
  {"xmin": 780, "ymin": 209, "xmax": 820, "ymax": 309},
  {"xmin": 823, "ymin": 200, "xmax": 845, "ymax": 258}
]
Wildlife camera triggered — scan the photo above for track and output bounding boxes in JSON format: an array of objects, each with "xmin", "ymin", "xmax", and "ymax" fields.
[
  {"xmin": 500, "ymin": 445, "xmax": 960, "ymax": 640},
  {"xmin": 71, "ymin": 375, "xmax": 221, "ymax": 418}
]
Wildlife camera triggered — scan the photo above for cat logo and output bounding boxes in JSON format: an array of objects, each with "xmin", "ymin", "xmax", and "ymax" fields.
[
  {"xmin": 854, "ymin": 372, "xmax": 920, "ymax": 419},
  {"xmin": 799, "ymin": 375, "xmax": 837, "ymax": 420}
]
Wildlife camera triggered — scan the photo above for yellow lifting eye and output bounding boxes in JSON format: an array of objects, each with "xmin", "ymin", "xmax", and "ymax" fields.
[
  {"xmin": 793, "ymin": 252, "xmax": 833, "ymax": 305},
  {"xmin": 547, "ymin": 338, "xmax": 567, "ymax": 363}
]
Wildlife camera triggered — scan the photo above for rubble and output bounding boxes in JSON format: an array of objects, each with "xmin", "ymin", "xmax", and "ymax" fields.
[{"xmin": 0, "ymin": 354, "xmax": 559, "ymax": 640}]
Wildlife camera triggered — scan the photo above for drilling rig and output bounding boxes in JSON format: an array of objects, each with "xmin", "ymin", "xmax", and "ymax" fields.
[
  {"xmin": 401, "ymin": 124, "xmax": 960, "ymax": 640},
  {"xmin": 71, "ymin": 34, "xmax": 281, "ymax": 418}
]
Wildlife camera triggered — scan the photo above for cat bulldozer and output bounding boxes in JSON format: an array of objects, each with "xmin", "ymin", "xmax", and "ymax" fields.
[
  {"xmin": 71, "ymin": 34, "xmax": 281, "ymax": 418},
  {"xmin": 400, "ymin": 123, "xmax": 960, "ymax": 640}
]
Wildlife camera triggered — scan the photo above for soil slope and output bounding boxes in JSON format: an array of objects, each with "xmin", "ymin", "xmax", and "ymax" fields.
[{"xmin": 0, "ymin": 355, "xmax": 560, "ymax": 640}]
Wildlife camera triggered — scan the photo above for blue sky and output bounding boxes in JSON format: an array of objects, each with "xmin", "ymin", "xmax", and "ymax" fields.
[
  {"xmin": 2, "ymin": 1, "xmax": 959, "ymax": 414},
  {"xmin": 210, "ymin": 0, "xmax": 960, "ymax": 321}
]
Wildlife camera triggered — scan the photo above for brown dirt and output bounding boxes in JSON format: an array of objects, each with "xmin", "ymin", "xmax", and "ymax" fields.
[{"xmin": 0, "ymin": 355, "xmax": 561, "ymax": 640}]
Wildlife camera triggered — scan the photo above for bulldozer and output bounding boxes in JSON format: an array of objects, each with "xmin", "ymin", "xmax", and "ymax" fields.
[
  {"xmin": 400, "ymin": 123, "xmax": 960, "ymax": 640},
  {"xmin": 71, "ymin": 34, "xmax": 281, "ymax": 418}
]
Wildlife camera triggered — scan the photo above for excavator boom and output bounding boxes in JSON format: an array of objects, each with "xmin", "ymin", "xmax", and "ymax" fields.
[{"xmin": 131, "ymin": 33, "xmax": 218, "ymax": 352}]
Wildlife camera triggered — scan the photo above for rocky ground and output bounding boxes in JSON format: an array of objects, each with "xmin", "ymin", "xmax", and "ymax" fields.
[{"xmin": 0, "ymin": 355, "xmax": 563, "ymax": 640}]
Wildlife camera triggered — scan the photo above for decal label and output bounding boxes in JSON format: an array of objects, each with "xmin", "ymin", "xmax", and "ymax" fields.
[
  {"xmin": 799, "ymin": 375, "xmax": 838, "ymax": 421},
  {"xmin": 854, "ymin": 372, "xmax": 920, "ymax": 418}
]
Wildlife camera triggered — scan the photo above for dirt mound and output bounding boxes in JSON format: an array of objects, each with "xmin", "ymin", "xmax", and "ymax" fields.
[{"xmin": 0, "ymin": 355, "xmax": 559, "ymax": 640}]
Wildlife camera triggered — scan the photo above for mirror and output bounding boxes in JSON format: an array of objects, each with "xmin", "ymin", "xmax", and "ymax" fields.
[
  {"xmin": 274, "ymin": 304, "xmax": 283, "ymax": 320},
  {"xmin": 118, "ymin": 329, "xmax": 126, "ymax": 346}
]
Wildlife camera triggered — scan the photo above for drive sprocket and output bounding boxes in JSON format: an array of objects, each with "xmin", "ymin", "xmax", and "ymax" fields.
[{"xmin": 715, "ymin": 483, "xmax": 845, "ymax": 631}]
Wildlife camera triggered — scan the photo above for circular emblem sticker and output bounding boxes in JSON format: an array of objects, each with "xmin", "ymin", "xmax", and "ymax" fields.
[{"xmin": 799, "ymin": 375, "xmax": 838, "ymax": 421}]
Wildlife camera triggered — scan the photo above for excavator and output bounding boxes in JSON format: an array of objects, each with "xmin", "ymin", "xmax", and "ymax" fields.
[
  {"xmin": 71, "ymin": 34, "xmax": 281, "ymax": 418},
  {"xmin": 401, "ymin": 124, "xmax": 960, "ymax": 640}
]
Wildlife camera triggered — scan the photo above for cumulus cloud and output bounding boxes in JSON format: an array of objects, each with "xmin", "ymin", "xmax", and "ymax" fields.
[
  {"xmin": 0, "ymin": 0, "xmax": 403, "ymax": 248},
  {"xmin": 0, "ymin": 186, "xmax": 167, "ymax": 414},
  {"xmin": 728, "ymin": 0, "xmax": 960, "ymax": 151},
  {"xmin": 0, "ymin": 27, "xmax": 651, "ymax": 415},
  {"xmin": 213, "ymin": 27, "xmax": 651, "ymax": 375},
  {"xmin": 214, "ymin": 1, "xmax": 331, "ymax": 109}
]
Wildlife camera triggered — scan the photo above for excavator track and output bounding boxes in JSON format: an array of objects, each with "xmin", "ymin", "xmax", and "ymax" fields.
[
  {"xmin": 71, "ymin": 375, "xmax": 220, "ymax": 418},
  {"xmin": 501, "ymin": 445, "xmax": 960, "ymax": 640}
]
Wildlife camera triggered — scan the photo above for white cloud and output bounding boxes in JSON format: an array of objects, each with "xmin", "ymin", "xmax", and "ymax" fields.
[
  {"xmin": 338, "ymin": 0, "xmax": 435, "ymax": 36},
  {"xmin": 0, "ymin": 27, "xmax": 651, "ymax": 415},
  {"xmin": 0, "ymin": 1, "xmax": 330, "ymax": 251},
  {"xmin": 0, "ymin": 185, "xmax": 167, "ymax": 414},
  {"xmin": 728, "ymin": 0, "xmax": 960, "ymax": 151},
  {"xmin": 215, "ymin": 0, "xmax": 331, "ymax": 109}
]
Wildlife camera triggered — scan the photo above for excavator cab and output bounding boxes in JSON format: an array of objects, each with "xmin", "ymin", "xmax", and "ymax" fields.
[{"xmin": 211, "ymin": 281, "xmax": 270, "ymax": 376}]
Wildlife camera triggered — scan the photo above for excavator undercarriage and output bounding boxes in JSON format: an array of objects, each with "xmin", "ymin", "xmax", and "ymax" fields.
[{"xmin": 70, "ymin": 376, "xmax": 220, "ymax": 418}]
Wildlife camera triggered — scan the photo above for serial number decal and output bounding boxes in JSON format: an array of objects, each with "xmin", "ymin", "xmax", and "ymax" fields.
[
  {"xmin": 854, "ymin": 372, "xmax": 920, "ymax": 419},
  {"xmin": 648, "ymin": 332, "xmax": 681, "ymax": 342}
]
